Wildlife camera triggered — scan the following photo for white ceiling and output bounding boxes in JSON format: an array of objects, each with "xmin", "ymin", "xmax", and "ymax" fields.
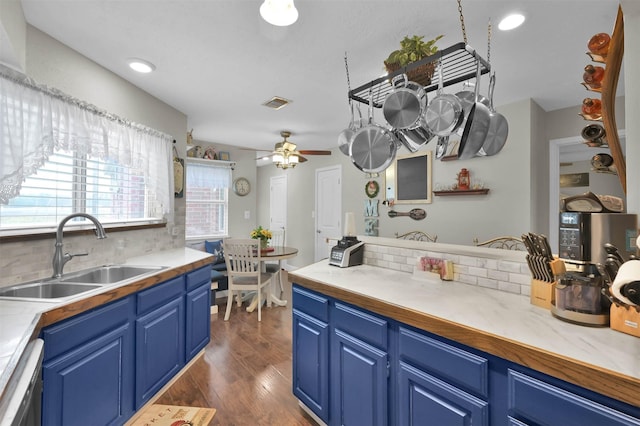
[{"xmin": 20, "ymin": 0, "xmax": 623, "ymax": 152}]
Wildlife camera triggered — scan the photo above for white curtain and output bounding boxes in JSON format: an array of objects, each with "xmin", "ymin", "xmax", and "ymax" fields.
[{"xmin": 0, "ymin": 65, "xmax": 174, "ymax": 215}]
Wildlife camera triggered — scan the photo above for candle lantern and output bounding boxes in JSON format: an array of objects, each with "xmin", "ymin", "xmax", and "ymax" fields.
[{"xmin": 457, "ymin": 168, "xmax": 470, "ymax": 190}]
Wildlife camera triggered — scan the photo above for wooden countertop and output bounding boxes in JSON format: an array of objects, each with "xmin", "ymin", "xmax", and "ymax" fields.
[{"xmin": 289, "ymin": 262, "xmax": 640, "ymax": 408}]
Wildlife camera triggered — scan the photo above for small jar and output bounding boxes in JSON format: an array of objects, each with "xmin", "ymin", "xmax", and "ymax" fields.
[
  {"xmin": 582, "ymin": 98, "xmax": 602, "ymax": 118},
  {"xmin": 587, "ymin": 33, "xmax": 610, "ymax": 57},
  {"xmin": 583, "ymin": 64, "xmax": 605, "ymax": 89}
]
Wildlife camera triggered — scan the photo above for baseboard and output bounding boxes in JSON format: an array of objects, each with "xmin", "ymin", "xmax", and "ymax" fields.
[{"xmin": 298, "ymin": 401, "xmax": 327, "ymax": 426}]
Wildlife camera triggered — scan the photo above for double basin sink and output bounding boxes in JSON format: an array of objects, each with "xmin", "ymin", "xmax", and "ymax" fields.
[{"xmin": 0, "ymin": 265, "xmax": 168, "ymax": 301}]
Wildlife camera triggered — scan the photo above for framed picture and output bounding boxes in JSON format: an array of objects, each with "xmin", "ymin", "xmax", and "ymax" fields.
[
  {"xmin": 218, "ymin": 151, "xmax": 230, "ymax": 161},
  {"xmin": 385, "ymin": 151, "xmax": 433, "ymax": 204}
]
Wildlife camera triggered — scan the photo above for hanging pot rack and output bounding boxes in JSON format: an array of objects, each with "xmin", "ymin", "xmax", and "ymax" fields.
[{"xmin": 349, "ymin": 43, "xmax": 491, "ymax": 109}]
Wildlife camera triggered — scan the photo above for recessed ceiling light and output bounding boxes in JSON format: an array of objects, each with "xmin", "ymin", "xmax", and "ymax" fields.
[
  {"xmin": 127, "ymin": 58, "xmax": 156, "ymax": 73},
  {"xmin": 498, "ymin": 13, "xmax": 525, "ymax": 31}
]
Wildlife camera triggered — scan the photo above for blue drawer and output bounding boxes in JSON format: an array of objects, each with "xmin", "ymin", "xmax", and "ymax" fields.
[
  {"xmin": 333, "ymin": 302, "xmax": 388, "ymax": 349},
  {"xmin": 42, "ymin": 296, "xmax": 134, "ymax": 361},
  {"xmin": 186, "ymin": 265, "xmax": 211, "ymax": 291},
  {"xmin": 292, "ymin": 285, "xmax": 329, "ymax": 323},
  {"xmin": 137, "ymin": 276, "xmax": 185, "ymax": 315},
  {"xmin": 507, "ymin": 370, "xmax": 640, "ymax": 426},
  {"xmin": 398, "ymin": 326, "xmax": 488, "ymax": 398}
]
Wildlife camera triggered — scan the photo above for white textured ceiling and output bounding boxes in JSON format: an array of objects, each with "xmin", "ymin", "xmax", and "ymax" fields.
[{"xmin": 20, "ymin": 0, "xmax": 623, "ymax": 152}]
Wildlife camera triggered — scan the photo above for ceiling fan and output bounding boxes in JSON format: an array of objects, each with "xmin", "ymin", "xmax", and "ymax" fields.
[{"xmin": 271, "ymin": 131, "xmax": 331, "ymax": 168}]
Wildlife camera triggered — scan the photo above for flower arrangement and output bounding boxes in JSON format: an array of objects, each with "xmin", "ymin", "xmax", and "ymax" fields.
[{"xmin": 251, "ymin": 226, "xmax": 272, "ymax": 242}]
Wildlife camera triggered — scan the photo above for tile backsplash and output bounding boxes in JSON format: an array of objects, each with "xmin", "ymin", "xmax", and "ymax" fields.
[{"xmin": 363, "ymin": 242, "xmax": 532, "ymax": 297}]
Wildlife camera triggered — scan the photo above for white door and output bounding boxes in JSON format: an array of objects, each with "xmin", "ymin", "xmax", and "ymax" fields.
[
  {"xmin": 315, "ymin": 165, "xmax": 342, "ymax": 262},
  {"xmin": 270, "ymin": 175, "xmax": 287, "ymax": 242}
]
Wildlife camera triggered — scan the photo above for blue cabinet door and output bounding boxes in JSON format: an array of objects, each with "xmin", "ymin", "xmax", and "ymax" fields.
[
  {"xmin": 398, "ymin": 360, "xmax": 489, "ymax": 426},
  {"xmin": 331, "ymin": 328, "xmax": 388, "ymax": 426},
  {"xmin": 135, "ymin": 295, "xmax": 185, "ymax": 408},
  {"xmin": 185, "ymin": 280, "xmax": 211, "ymax": 360},
  {"xmin": 292, "ymin": 310, "xmax": 329, "ymax": 423},
  {"xmin": 42, "ymin": 322, "xmax": 134, "ymax": 426}
]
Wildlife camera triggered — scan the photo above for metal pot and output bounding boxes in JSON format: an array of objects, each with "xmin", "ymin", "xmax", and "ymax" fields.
[
  {"xmin": 338, "ymin": 102, "xmax": 363, "ymax": 156},
  {"xmin": 455, "ymin": 81, "xmax": 489, "ymax": 137},
  {"xmin": 478, "ymin": 72, "xmax": 509, "ymax": 156},
  {"xmin": 383, "ymin": 74, "xmax": 427, "ymax": 130},
  {"xmin": 458, "ymin": 60, "xmax": 491, "ymax": 160},
  {"xmin": 425, "ymin": 62, "xmax": 464, "ymax": 137},
  {"xmin": 350, "ymin": 94, "xmax": 398, "ymax": 173}
]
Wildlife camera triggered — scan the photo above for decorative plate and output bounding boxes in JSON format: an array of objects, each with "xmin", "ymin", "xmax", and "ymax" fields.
[{"xmin": 365, "ymin": 180, "xmax": 380, "ymax": 198}]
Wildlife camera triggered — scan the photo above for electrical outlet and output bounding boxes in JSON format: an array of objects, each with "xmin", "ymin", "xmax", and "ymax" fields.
[
  {"xmin": 171, "ymin": 226, "xmax": 179, "ymax": 236},
  {"xmin": 244, "ymin": 210, "xmax": 250, "ymax": 219}
]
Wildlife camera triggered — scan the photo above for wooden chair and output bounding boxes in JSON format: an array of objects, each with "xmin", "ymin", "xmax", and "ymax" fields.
[
  {"xmin": 223, "ymin": 238, "xmax": 273, "ymax": 321},
  {"xmin": 265, "ymin": 228, "xmax": 285, "ymax": 293},
  {"xmin": 473, "ymin": 236, "xmax": 525, "ymax": 251},
  {"xmin": 395, "ymin": 230, "xmax": 438, "ymax": 243}
]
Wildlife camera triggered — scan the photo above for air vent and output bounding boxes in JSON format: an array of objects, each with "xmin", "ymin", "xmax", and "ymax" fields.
[{"xmin": 262, "ymin": 96, "xmax": 291, "ymax": 110}]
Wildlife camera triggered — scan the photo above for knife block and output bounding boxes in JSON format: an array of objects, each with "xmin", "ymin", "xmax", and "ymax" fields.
[
  {"xmin": 530, "ymin": 258, "xmax": 565, "ymax": 309},
  {"xmin": 610, "ymin": 304, "xmax": 640, "ymax": 338},
  {"xmin": 530, "ymin": 279, "xmax": 556, "ymax": 309}
]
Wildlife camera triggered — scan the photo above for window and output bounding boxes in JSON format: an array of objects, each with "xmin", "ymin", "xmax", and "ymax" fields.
[
  {"xmin": 0, "ymin": 150, "xmax": 155, "ymax": 230},
  {"xmin": 0, "ymin": 66, "xmax": 173, "ymax": 234},
  {"xmin": 185, "ymin": 159, "xmax": 232, "ymax": 239}
]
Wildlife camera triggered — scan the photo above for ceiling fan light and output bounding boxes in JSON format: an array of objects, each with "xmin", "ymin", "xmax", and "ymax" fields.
[
  {"xmin": 260, "ymin": 0, "xmax": 298, "ymax": 27},
  {"xmin": 272, "ymin": 153, "xmax": 284, "ymax": 163},
  {"xmin": 498, "ymin": 13, "xmax": 525, "ymax": 31},
  {"xmin": 289, "ymin": 154, "xmax": 299, "ymax": 164}
]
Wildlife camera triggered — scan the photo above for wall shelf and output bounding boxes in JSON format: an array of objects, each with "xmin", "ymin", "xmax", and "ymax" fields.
[{"xmin": 433, "ymin": 189, "xmax": 489, "ymax": 196}]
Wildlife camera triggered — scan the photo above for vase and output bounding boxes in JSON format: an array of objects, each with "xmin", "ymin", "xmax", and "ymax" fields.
[{"xmin": 260, "ymin": 239, "xmax": 268, "ymax": 250}]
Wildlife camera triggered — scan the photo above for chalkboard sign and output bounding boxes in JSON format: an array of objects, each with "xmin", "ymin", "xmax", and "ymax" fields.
[{"xmin": 385, "ymin": 151, "xmax": 432, "ymax": 204}]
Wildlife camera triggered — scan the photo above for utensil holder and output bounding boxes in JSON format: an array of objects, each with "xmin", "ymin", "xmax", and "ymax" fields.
[{"xmin": 610, "ymin": 304, "xmax": 640, "ymax": 338}]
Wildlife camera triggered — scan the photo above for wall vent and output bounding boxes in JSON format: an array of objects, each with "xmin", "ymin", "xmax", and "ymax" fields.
[{"xmin": 262, "ymin": 96, "xmax": 291, "ymax": 110}]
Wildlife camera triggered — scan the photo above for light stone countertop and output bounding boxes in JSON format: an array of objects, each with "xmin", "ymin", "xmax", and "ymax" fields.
[
  {"xmin": 0, "ymin": 247, "xmax": 212, "ymax": 409},
  {"xmin": 289, "ymin": 261, "xmax": 640, "ymax": 405}
]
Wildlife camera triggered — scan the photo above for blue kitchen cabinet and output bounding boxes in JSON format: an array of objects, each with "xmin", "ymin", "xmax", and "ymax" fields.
[
  {"xmin": 41, "ymin": 296, "xmax": 135, "ymax": 426},
  {"xmin": 185, "ymin": 266, "xmax": 212, "ymax": 360},
  {"xmin": 507, "ymin": 369, "xmax": 640, "ymax": 426},
  {"xmin": 397, "ymin": 326, "xmax": 489, "ymax": 426},
  {"xmin": 292, "ymin": 283, "xmax": 640, "ymax": 426},
  {"xmin": 135, "ymin": 275, "xmax": 185, "ymax": 408},
  {"xmin": 330, "ymin": 302, "xmax": 389, "ymax": 426},
  {"xmin": 292, "ymin": 286, "xmax": 330, "ymax": 423},
  {"xmin": 41, "ymin": 265, "xmax": 212, "ymax": 425}
]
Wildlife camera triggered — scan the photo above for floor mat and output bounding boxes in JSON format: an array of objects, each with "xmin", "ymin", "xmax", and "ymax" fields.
[{"xmin": 130, "ymin": 404, "xmax": 216, "ymax": 426}]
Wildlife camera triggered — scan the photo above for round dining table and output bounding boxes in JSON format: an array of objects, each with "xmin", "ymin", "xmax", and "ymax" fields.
[{"xmin": 246, "ymin": 246, "xmax": 298, "ymax": 312}]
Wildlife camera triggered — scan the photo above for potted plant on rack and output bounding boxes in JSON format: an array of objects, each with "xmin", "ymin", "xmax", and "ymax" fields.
[{"xmin": 384, "ymin": 34, "xmax": 444, "ymax": 86}]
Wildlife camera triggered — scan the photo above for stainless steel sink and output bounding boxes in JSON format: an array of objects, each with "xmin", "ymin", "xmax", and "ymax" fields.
[
  {"xmin": 59, "ymin": 265, "xmax": 167, "ymax": 284},
  {"xmin": 0, "ymin": 282, "xmax": 103, "ymax": 299},
  {"xmin": 0, "ymin": 265, "xmax": 168, "ymax": 301}
]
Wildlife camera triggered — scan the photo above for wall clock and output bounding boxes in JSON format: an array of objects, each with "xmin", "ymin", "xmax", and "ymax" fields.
[{"xmin": 233, "ymin": 177, "xmax": 251, "ymax": 196}]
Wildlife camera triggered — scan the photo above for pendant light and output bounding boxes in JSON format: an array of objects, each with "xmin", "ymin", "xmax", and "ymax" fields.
[{"xmin": 260, "ymin": 0, "xmax": 298, "ymax": 27}]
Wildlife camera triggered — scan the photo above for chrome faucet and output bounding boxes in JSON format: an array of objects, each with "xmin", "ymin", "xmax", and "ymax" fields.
[{"xmin": 52, "ymin": 213, "xmax": 107, "ymax": 278}]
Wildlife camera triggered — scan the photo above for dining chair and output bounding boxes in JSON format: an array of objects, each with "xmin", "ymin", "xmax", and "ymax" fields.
[
  {"xmin": 222, "ymin": 238, "xmax": 273, "ymax": 321},
  {"xmin": 266, "ymin": 228, "xmax": 285, "ymax": 293}
]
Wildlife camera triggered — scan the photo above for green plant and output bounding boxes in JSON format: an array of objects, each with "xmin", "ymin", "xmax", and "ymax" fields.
[{"xmin": 385, "ymin": 34, "xmax": 444, "ymax": 66}]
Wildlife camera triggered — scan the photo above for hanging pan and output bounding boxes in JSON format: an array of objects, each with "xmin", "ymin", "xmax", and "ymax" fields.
[
  {"xmin": 424, "ymin": 61, "xmax": 464, "ymax": 137},
  {"xmin": 479, "ymin": 72, "xmax": 509, "ymax": 156},
  {"xmin": 458, "ymin": 57, "xmax": 491, "ymax": 159},
  {"xmin": 350, "ymin": 92, "xmax": 398, "ymax": 173}
]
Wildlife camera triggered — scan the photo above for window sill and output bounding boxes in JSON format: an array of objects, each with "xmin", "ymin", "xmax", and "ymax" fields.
[{"xmin": 0, "ymin": 222, "xmax": 167, "ymax": 243}]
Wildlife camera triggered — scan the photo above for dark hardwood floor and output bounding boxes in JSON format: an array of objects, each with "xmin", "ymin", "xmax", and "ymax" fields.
[{"xmin": 155, "ymin": 273, "xmax": 318, "ymax": 425}]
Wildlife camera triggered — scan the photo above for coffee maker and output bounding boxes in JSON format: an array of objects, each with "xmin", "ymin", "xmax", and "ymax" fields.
[{"xmin": 554, "ymin": 212, "xmax": 638, "ymax": 325}]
